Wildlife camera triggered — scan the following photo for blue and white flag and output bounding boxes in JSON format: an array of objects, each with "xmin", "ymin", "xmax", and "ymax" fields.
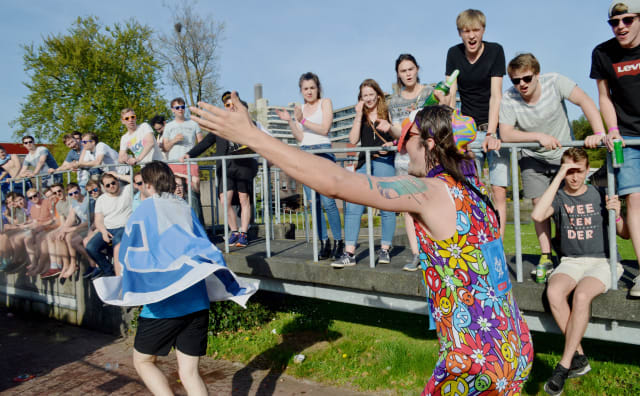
[{"xmin": 93, "ymin": 194, "xmax": 257, "ymax": 308}]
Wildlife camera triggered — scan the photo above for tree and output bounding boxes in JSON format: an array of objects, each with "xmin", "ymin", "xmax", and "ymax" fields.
[
  {"xmin": 572, "ymin": 116, "xmax": 606, "ymax": 167},
  {"xmin": 155, "ymin": 1, "xmax": 225, "ymax": 106},
  {"xmin": 11, "ymin": 16, "xmax": 167, "ymax": 149}
]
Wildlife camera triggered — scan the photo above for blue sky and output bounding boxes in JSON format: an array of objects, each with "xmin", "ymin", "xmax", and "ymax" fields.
[{"xmin": 0, "ymin": 1, "xmax": 614, "ymax": 142}]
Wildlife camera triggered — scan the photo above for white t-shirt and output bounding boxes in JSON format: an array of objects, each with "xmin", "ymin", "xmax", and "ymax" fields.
[
  {"xmin": 500, "ymin": 73, "xmax": 576, "ymax": 161},
  {"xmin": 95, "ymin": 183, "xmax": 133, "ymax": 229},
  {"xmin": 163, "ymin": 119, "xmax": 201, "ymax": 161},
  {"xmin": 23, "ymin": 146, "xmax": 58, "ymax": 175},
  {"xmin": 119, "ymin": 123, "xmax": 164, "ymax": 164}
]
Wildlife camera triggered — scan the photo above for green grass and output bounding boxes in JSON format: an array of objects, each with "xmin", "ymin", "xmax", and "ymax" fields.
[{"xmin": 208, "ymin": 293, "xmax": 640, "ymax": 395}]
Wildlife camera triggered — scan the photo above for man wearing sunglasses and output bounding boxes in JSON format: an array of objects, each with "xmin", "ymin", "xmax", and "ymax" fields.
[
  {"xmin": 85, "ymin": 173, "xmax": 133, "ymax": 279},
  {"xmin": 16, "ymin": 135, "xmax": 61, "ymax": 187},
  {"xmin": 163, "ymin": 97, "xmax": 203, "ymax": 200},
  {"xmin": 499, "ymin": 53, "xmax": 606, "ymax": 282},
  {"xmin": 77, "ymin": 132, "xmax": 124, "ymax": 176},
  {"xmin": 118, "ymin": 108, "xmax": 164, "ymax": 167},
  {"xmin": 591, "ymin": 1, "xmax": 640, "ymax": 299}
]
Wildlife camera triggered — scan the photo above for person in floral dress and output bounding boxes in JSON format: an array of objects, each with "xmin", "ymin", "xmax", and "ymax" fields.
[{"xmin": 191, "ymin": 95, "xmax": 533, "ymax": 396}]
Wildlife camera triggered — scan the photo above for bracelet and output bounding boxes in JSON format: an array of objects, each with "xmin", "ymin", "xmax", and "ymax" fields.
[
  {"xmin": 616, "ymin": 216, "xmax": 622, "ymax": 223},
  {"xmin": 608, "ymin": 126, "xmax": 619, "ymax": 133},
  {"xmin": 594, "ymin": 131, "xmax": 605, "ymax": 136},
  {"xmin": 301, "ymin": 118, "xmax": 306, "ymax": 125}
]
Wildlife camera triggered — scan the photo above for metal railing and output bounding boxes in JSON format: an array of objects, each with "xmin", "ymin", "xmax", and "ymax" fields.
[{"xmin": 2, "ymin": 139, "xmax": 638, "ymax": 291}]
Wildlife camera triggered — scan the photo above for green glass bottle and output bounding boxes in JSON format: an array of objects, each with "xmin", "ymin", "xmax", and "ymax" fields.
[{"xmin": 422, "ymin": 69, "xmax": 460, "ymax": 107}]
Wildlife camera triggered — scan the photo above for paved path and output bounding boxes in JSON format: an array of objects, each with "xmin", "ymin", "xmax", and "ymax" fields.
[{"xmin": 0, "ymin": 308, "xmax": 381, "ymax": 395}]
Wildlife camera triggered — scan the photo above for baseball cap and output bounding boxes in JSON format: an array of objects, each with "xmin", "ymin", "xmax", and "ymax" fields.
[
  {"xmin": 609, "ymin": 0, "xmax": 640, "ymax": 17},
  {"xmin": 397, "ymin": 108, "xmax": 477, "ymax": 154}
]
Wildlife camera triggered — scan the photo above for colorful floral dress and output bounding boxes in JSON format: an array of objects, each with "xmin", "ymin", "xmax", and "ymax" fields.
[{"xmin": 417, "ymin": 172, "xmax": 533, "ymax": 396}]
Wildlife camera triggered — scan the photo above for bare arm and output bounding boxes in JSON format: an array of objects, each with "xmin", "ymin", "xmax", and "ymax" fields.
[
  {"xmin": 78, "ymin": 152, "xmax": 104, "ymax": 168},
  {"xmin": 276, "ymin": 108, "xmax": 305, "ymax": 143},
  {"xmin": 190, "ymin": 94, "xmax": 456, "ymax": 240},
  {"xmin": 530, "ymin": 163, "xmax": 577, "ymax": 222},
  {"xmin": 32, "ymin": 154, "xmax": 48, "ymax": 175},
  {"xmin": 567, "ymin": 86, "xmax": 606, "ymax": 148},
  {"xmin": 135, "ymin": 133, "xmax": 157, "ymax": 162},
  {"xmin": 348, "ymin": 102, "xmax": 364, "ymax": 145},
  {"xmin": 499, "ymin": 122, "xmax": 562, "ymax": 150},
  {"xmin": 597, "ymin": 79, "xmax": 621, "ymax": 151}
]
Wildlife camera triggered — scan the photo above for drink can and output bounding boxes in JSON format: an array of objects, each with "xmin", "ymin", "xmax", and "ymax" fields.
[
  {"xmin": 535, "ymin": 265, "xmax": 547, "ymax": 283},
  {"xmin": 612, "ymin": 139, "xmax": 624, "ymax": 168}
]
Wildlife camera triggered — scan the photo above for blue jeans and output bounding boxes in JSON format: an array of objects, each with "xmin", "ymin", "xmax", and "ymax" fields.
[
  {"xmin": 344, "ymin": 155, "xmax": 396, "ymax": 247},
  {"xmin": 301, "ymin": 144, "xmax": 343, "ymax": 241},
  {"xmin": 86, "ymin": 227, "xmax": 124, "ymax": 276}
]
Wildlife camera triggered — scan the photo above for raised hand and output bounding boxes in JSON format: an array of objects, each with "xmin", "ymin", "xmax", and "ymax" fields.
[
  {"xmin": 275, "ymin": 109, "xmax": 292, "ymax": 121},
  {"xmin": 190, "ymin": 92, "xmax": 257, "ymax": 148}
]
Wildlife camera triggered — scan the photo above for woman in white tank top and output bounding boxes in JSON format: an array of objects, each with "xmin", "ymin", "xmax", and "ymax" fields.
[{"xmin": 276, "ymin": 72, "xmax": 344, "ymax": 261}]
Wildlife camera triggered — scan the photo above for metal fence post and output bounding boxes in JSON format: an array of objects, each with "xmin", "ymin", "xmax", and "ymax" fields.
[
  {"xmin": 607, "ymin": 153, "xmax": 618, "ymax": 290},
  {"xmin": 511, "ymin": 147, "xmax": 523, "ymax": 283},
  {"xmin": 366, "ymin": 149, "xmax": 375, "ymax": 269},
  {"xmin": 262, "ymin": 158, "xmax": 271, "ymax": 257}
]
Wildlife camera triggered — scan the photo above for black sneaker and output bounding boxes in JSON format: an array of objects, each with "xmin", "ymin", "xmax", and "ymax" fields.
[
  {"xmin": 331, "ymin": 252, "xmax": 356, "ymax": 268},
  {"xmin": 319, "ymin": 238, "xmax": 332, "ymax": 260},
  {"xmin": 332, "ymin": 240, "xmax": 345, "ymax": 260},
  {"xmin": 544, "ymin": 363, "xmax": 569, "ymax": 396},
  {"xmin": 568, "ymin": 352, "xmax": 591, "ymax": 378}
]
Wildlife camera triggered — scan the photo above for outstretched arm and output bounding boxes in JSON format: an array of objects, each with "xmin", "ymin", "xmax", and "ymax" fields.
[{"xmin": 190, "ymin": 93, "xmax": 456, "ymax": 240}]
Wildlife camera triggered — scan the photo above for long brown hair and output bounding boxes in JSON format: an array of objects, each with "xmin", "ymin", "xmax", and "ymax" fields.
[
  {"xmin": 415, "ymin": 105, "xmax": 474, "ymax": 183},
  {"xmin": 357, "ymin": 79, "xmax": 389, "ymax": 122}
]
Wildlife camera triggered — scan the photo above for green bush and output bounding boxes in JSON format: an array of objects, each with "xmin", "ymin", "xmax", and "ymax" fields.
[{"xmin": 208, "ymin": 300, "xmax": 275, "ymax": 333}]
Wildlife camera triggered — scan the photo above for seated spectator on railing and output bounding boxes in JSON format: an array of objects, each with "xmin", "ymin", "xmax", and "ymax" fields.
[
  {"xmin": 54, "ymin": 182, "xmax": 92, "ymax": 280},
  {"xmin": 530, "ymin": 148, "xmax": 628, "ymax": 395},
  {"xmin": 78, "ymin": 132, "xmax": 124, "ymax": 177},
  {"xmin": 45, "ymin": 183, "xmax": 73, "ymax": 280},
  {"xmin": 85, "ymin": 173, "xmax": 133, "ymax": 278},
  {"xmin": 23, "ymin": 187, "xmax": 60, "ymax": 278},
  {"xmin": 0, "ymin": 145, "xmax": 24, "ymax": 194},
  {"xmin": 118, "ymin": 108, "xmax": 164, "ymax": 167},
  {"xmin": 0, "ymin": 193, "xmax": 29, "ymax": 271},
  {"xmin": 183, "ymin": 91, "xmax": 262, "ymax": 248},
  {"xmin": 16, "ymin": 135, "xmax": 62, "ymax": 187},
  {"xmin": 333, "ymin": 79, "xmax": 392, "ymax": 268},
  {"xmin": 149, "ymin": 115, "xmax": 168, "ymax": 161},
  {"xmin": 81, "ymin": 180, "xmax": 102, "ymax": 279},
  {"xmin": 499, "ymin": 53, "xmax": 606, "ymax": 280},
  {"xmin": 49, "ymin": 134, "xmax": 87, "ymax": 188}
]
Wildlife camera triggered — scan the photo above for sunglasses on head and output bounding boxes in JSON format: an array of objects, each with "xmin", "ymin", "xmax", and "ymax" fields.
[
  {"xmin": 89, "ymin": 187, "xmax": 100, "ymax": 193},
  {"xmin": 123, "ymin": 115, "xmax": 137, "ymax": 121},
  {"xmin": 68, "ymin": 190, "xmax": 80, "ymax": 197},
  {"xmin": 28, "ymin": 194, "xmax": 38, "ymax": 200},
  {"xmin": 173, "ymin": 105, "xmax": 186, "ymax": 110},
  {"xmin": 510, "ymin": 75, "xmax": 534, "ymax": 85},
  {"xmin": 607, "ymin": 15, "xmax": 637, "ymax": 27},
  {"xmin": 23, "ymin": 140, "xmax": 34, "ymax": 144},
  {"xmin": 104, "ymin": 181, "xmax": 117, "ymax": 188},
  {"xmin": 81, "ymin": 140, "xmax": 94, "ymax": 144}
]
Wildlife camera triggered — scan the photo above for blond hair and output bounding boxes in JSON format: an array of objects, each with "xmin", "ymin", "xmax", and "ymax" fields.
[{"xmin": 456, "ymin": 9, "xmax": 486, "ymax": 31}]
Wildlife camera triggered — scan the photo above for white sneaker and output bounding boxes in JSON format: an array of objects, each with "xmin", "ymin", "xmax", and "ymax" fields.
[{"xmin": 630, "ymin": 275, "xmax": 640, "ymax": 297}]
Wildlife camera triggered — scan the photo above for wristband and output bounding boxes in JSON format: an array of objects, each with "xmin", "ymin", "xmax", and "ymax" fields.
[
  {"xmin": 301, "ymin": 118, "xmax": 306, "ymax": 125},
  {"xmin": 608, "ymin": 126, "xmax": 619, "ymax": 133},
  {"xmin": 594, "ymin": 131, "xmax": 605, "ymax": 136},
  {"xmin": 616, "ymin": 216, "xmax": 622, "ymax": 223}
]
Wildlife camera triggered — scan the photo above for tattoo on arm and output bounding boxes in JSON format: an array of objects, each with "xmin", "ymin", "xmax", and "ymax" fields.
[
  {"xmin": 366, "ymin": 176, "xmax": 373, "ymax": 190},
  {"xmin": 376, "ymin": 178, "xmax": 428, "ymax": 202}
]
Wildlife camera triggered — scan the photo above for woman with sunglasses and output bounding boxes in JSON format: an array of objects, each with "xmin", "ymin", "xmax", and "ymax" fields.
[
  {"xmin": 387, "ymin": 54, "xmax": 435, "ymax": 272},
  {"xmin": 332, "ymin": 79, "xmax": 395, "ymax": 268},
  {"xmin": 276, "ymin": 72, "xmax": 344, "ymax": 260},
  {"xmin": 80, "ymin": 180, "xmax": 102, "ymax": 279}
]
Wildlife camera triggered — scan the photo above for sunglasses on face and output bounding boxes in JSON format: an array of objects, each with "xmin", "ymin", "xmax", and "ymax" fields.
[
  {"xmin": 173, "ymin": 105, "xmax": 186, "ymax": 110},
  {"xmin": 103, "ymin": 181, "xmax": 117, "ymax": 188},
  {"xmin": 134, "ymin": 181, "xmax": 143, "ymax": 186},
  {"xmin": 23, "ymin": 140, "xmax": 34, "ymax": 145},
  {"xmin": 68, "ymin": 190, "xmax": 80, "ymax": 197},
  {"xmin": 81, "ymin": 140, "xmax": 94, "ymax": 144},
  {"xmin": 89, "ymin": 187, "xmax": 100, "ymax": 194},
  {"xmin": 607, "ymin": 15, "xmax": 637, "ymax": 27},
  {"xmin": 123, "ymin": 115, "xmax": 137, "ymax": 121},
  {"xmin": 52, "ymin": 190, "xmax": 63, "ymax": 195},
  {"xmin": 28, "ymin": 194, "xmax": 38, "ymax": 200},
  {"xmin": 510, "ymin": 75, "xmax": 534, "ymax": 85}
]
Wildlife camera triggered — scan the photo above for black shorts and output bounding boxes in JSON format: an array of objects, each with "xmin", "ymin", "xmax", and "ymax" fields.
[
  {"xmin": 217, "ymin": 177, "xmax": 252, "ymax": 195},
  {"xmin": 134, "ymin": 309, "xmax": 209, "ymax": 357}
]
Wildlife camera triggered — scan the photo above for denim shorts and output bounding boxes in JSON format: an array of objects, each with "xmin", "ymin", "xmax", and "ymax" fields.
[{"xmin": 615, "ymin": 142, "xmax": 640, "ymax": 196}]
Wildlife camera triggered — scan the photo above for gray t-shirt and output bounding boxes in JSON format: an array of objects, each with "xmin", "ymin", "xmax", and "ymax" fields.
[
  {"xmin": 163, "ymin": 119, "xmax": 201, "ymax": 161},
  {"xmin": 500, "ymin": 73, "xmax": 576, "ymax": 162},
  {"xmin": 552, "ymin": 185, "xmax": 608, "ymax": 258},
  {"xmin": 23, "ymin": 146, "xmax": 58, "ymax": 175}
]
